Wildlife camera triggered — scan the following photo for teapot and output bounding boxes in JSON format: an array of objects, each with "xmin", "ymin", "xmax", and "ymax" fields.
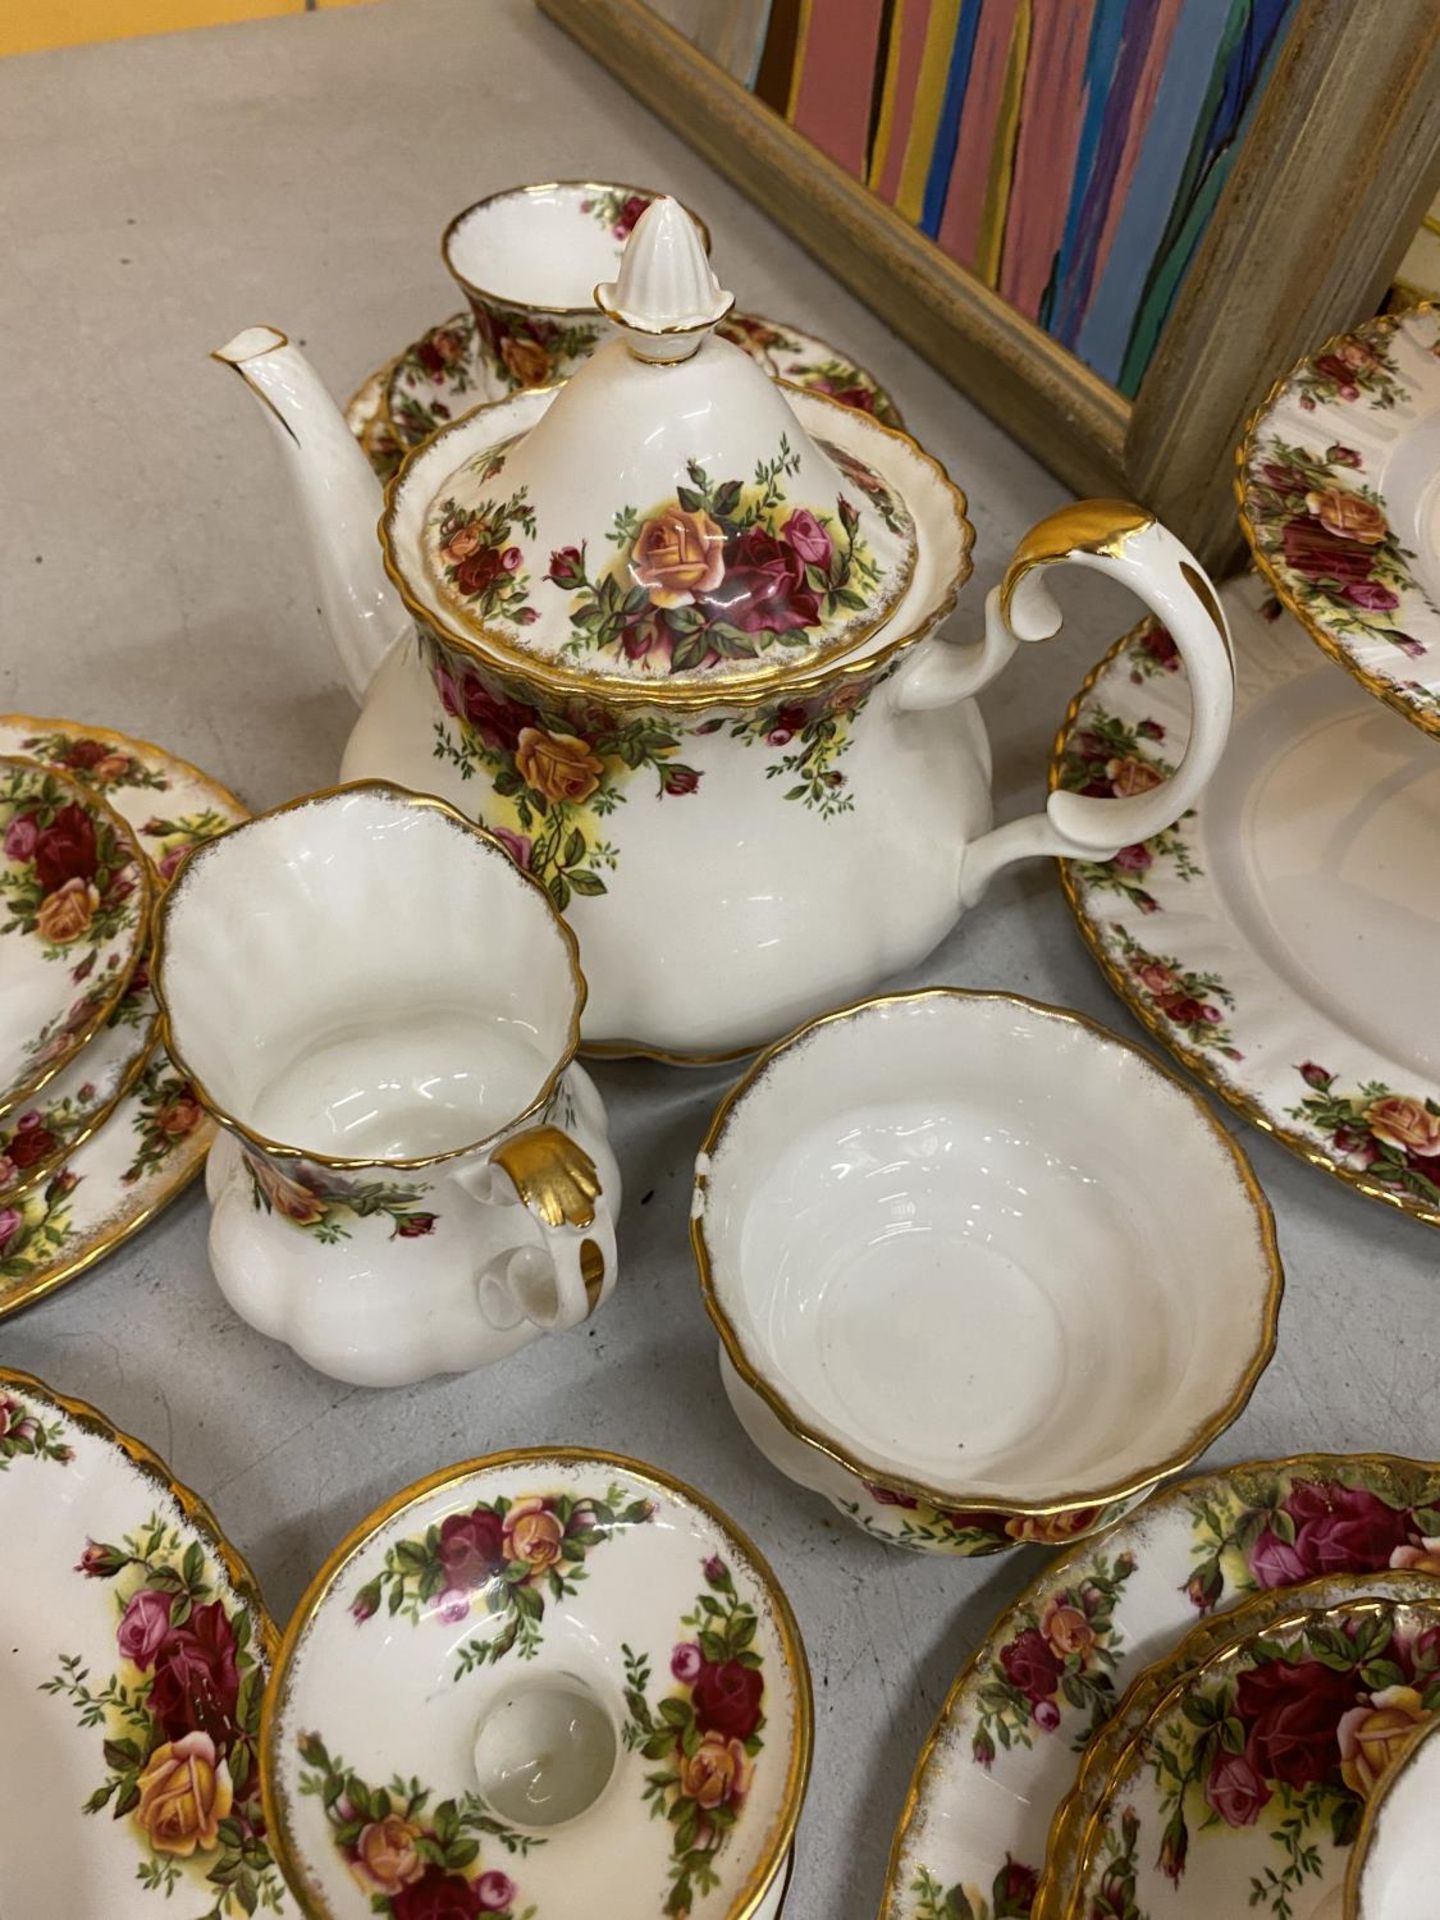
[{"xmin": 217, "ymin": 198, "xmax": 1233, "ymax": 1060}]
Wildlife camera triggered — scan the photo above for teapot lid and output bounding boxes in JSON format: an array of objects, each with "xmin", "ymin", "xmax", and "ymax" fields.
[{"xmin": 416, "ymin": 199, "xmax": 918, "ymax": 693}]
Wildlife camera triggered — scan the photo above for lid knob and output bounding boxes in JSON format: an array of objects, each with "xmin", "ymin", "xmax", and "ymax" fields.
[{"xmin": 594, "ymin": 196, "xmax": 735, "ymax": 362}]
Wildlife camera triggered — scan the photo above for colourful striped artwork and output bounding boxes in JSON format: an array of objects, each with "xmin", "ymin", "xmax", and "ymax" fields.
[{"xmin": 659, "ymin": 0, "xmax": 1300, "ymax": 394}]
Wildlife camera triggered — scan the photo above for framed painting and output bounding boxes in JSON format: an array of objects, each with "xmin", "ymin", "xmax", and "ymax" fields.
[{"xmin": 539, "ymin": 0, "xmax": 1440, "ymax": 565}]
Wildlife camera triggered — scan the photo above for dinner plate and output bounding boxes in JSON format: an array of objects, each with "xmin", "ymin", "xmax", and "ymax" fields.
[
  {"xmin": 1051, "ymin": 572, "xmax": 1440, "ymax": 1228},
  {"xmin": 1052, "ymin": 1575, "xmax": 1440, "ymax": 1919},
  {"xmin": 0, "ymin": 716, "xmax": 248, "ymax": 1318},
  {"xmin": 882, "ymin": 1454, "xmax": 1440, "ymax": 1918},
  {"xmin": 0, "ymin": 1364, "xmax": 294, "ymax": 1917},
  {"xmin": 1238, "ymin": 302, "xmax": 1440, "ymax": 740},
  {"xmin": 346, "ymin": 307, "xmax": 903, "ymax": 482},
  {"xmin": 0, "ymin": 756, "xmax": 150, "ymax": 1118}
]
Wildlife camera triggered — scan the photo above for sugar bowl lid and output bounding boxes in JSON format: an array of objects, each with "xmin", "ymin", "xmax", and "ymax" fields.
[{"xmin": 416, "ymin": 198, "xmax": 918, "ymax": 693}]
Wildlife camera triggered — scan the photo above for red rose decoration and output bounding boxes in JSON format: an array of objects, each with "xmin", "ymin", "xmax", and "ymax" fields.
[
  {"xmin": 998, "ymin": 1628, "xmax": 1061, "ymax": 1704},
  {"xmin": 1249, "ymin": 1481, "xmax": 1411, "ymax": 1588},
  {"xmin": 995, "ymin": 1857, "xmax": 1040, "ymax": 1913},
  {"xmin": 393, "ymin": 1213, "xmax": 437, "ymax": 1238},
  {"xmin": 1235, "ymin": 1656, "xmax": 1358, "ymax": 1789},
  {"xmin": 148, "ymin": 1600, "xmax": 242, "ymax": 1748},
  {"xmin": 59, "ymin": 738, "xmax": 109, "ymax": 770},
  {"xmin": 1279, "ymin": 516, "xmax": 1377, "ymax": 588},
  {"xmin": 438, "ymin": 1507, "xmax": 507, "ymax": 1590},
  {"xmin": 691, "ymin": 1658, "xmax": 764, "ymax": 1741},
  {"xmin": 1205, "ymin": 1749, "xmax": 1271, "ymax": 1827},
  {"xmin": 391, "ymin": 1866, "xmax": 483, "ymax": 1920},
  {"xmin": 8, "ymin": 1120, "xmax": 58, "ymax": 1168},
  {"xmin": 707, "ymin": 526, "xmax": 820, "ymax": 635},
  {"xmin": 660, "ymin": 765, "xmax": 701, "ymax": 796},
  {"xmin": 781, "ymin": 509, "xmax": 833, "ymax": 570},
  {"xmin": 454, "ymin": 547, "xmax": 507, "ymax": 598},
  {"xmin": 612, "ymin": 192, "xmax": 651, "ymax": 238},
  {"xmin": 33, "ymin": 803, "xmax": 98, "ymax": 893},
  {"xmin": 439, "ymin": 670, "xmax": 534, "ymax": 753}
]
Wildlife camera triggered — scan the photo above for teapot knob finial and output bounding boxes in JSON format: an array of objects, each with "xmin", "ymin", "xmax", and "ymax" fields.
[{"xmin": 595, "ymin": 196, "xmax": 734, "ymax": 361}]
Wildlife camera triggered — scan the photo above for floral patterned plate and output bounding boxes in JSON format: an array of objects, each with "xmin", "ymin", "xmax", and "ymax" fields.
[
  {"xmin": 1051, "ymin": 571, "xmax": 1440, "ymax": 1229},
  {"xmin": 345, "ymin": 307, "xmax": 903, "ymax": 484},
  {"xmin": 1237, "ymin": 303, "xmax": 1440, "ymax": 740},
  {"xmin": 1050, "ymin": 1576, "xmax": 1440, "ymax": 1919},
  {"xmin": 0, "ymin": 715, "xmax": 248, "ymax": 1318},
  {"xmin": 0, "ymin": 756, "xmax": 151, "ymax": 1118},
  {"xmin": 1036, "ymin": 1570, "xmax": 1440, "ymax": 1919},
  {"xmin": 262, "ymin": 1449, "xmax": 812, "ymax": 1919},
  {"xmin": 0, "ymin": 1363, "xmax": 295, "ymax": 1917},
  {"xmin": 881, "ymin": 1453, "xmax": 1440, "ymax": 1919}
]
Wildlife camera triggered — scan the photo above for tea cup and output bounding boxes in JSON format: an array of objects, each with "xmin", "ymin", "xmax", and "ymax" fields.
[
  {"xmin": 692, "ymin": 989, "xmax": 1283, "ymax": 1553},
  {"xmin": 154, "ymin": 781, "xmax": 619, "ymax": 1386},
  {"xmin": 440, "ymin": 178, "xmax": 710, "ymax": 392}
]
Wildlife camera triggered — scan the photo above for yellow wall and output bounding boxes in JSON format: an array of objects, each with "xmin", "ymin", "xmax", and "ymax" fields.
[{"xmin": 3, "ymin": 0, "xmax": 370, "ymax": 60}]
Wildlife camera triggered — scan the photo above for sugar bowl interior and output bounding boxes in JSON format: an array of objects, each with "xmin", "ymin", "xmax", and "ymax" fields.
[
  {"xmin": 219, "ymin": 195, "xmax": 1235, "ymax": 1060},
  {"xmin": 694, "ymin": 989, "xmax": 1283, "ymax": 1553}
]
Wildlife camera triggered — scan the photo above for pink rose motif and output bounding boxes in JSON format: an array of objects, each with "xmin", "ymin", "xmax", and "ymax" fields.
[
  {"xmin": 1206, "ymin": 1749, "xmax": 1270, "ymax": 1826},
  {"xmin": 782, "ymin": 508, "xmax": 833, "ymax": 570},
  {"xmin": 3, "ymin": 813, "xmax": 38, "ymax": 861},
  {"xmin": 671, "ymin": 1642, "xmax": 704, "ymax": 1683},
  {"xmin": 436, "ymin": 1588, "xmax": 471, "ymax": 1625},
  {"xmin": 118, "ymin": 1588, "xmax": 174, "ymax": 1668},
  {"xmin": 1249, "ymin": 1481, "xmax": 1411, "ymax": 1588},
  {"xmin": 0, "ymin": 1207, "xmax": 21, "ymax": 1253},
  {"xmin": 1344, "ymin": 581, "xmax": 1400, "ymax": 612},
  {"xmin": 1111, "ymin": 843, "xmax": 1152, "ymax": 874},
  {"xmin": 489, "ymin": 826, "xmax": 533, "ymax": 870},
  {"xmin": 477, "ymin": 1871, "xmax": 516, "ymax": 1912},
  {"xmin": 1032, "ymin": 1697, "xmax": 1061, "ymax": 1732}
]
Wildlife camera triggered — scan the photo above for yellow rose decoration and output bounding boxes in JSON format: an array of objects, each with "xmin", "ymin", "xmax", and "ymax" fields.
[
  {"xmin": 502, "ymin": 1496, "xmax": 565, "ymax": 1572},
  {"xmin": 134, "ymin": 1732, "xmax": 233, "ymax": 1857},
  {"xmin": 514, "ymin": 727, "xmax": 604, "ymax": 806},
  {"xmin": 36, "ymin": 876, "xmax": 99, "ymax": 945},
  {"xmin": 1339, "ymin": 1686, "xmax": 1432, "ymax": 1798}
]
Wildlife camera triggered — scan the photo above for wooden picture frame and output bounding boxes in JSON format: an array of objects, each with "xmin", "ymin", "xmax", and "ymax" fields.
[{"xmin": 538, "ymin": 0, "xmax": 1440, "ymax": 567}]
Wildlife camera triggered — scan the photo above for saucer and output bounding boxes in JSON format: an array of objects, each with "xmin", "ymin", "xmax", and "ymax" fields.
[
  {"xmin": 0, "ymin": 1364, "xmax": 293, "ymax": 1918},
  {"xmin": 0, "ymin": 756, "xmax": 150, "ymax": 1118},
  {"xmin": 695, "ymin": 988, "xmax": 1281, "ymax": 1554},
  {"xmin": 1238, "ymin": 303, "xmax": 1440, "ymax": 740},
  {"xmin": 262, "ymin": 1450, "xmax": 811, "ymax": 1919},
  {"xmin": 1037, "ymin": 1572, "xmax": 1440, "ymax": 1919},
  {"xmin": 347, "ymin": 307, "xmax": 903, "ymax": 482},
  {"xmin": 1347, "ymin": 1710, "xmax": 1440, "ymax": 1917},
  {"xmin": 0, "ymin": 956, "xmax": 159, "ymax": 1201},
  {"xmin": 883, "ymin": 1453, "xmax": 1440, "ymax": 1918},
  {"xmin": 1052, "ymin": 572, "xmax": 1440, "ymax": 1228},
  {"xmin": 1055, "ymin": 1577, "xmax": 1440, "ymax": 1919},
  {"xmin": 0, "ymin": 715, "xmax": 248, "ymax": 1318}
]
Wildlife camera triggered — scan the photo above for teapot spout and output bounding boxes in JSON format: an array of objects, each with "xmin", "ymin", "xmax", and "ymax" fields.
[{"xmin": 213, "ymin": 326, "xmax": 408, "ymax": 704}]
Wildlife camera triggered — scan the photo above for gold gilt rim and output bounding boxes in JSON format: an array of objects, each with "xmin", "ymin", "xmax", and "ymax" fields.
[
  {"xmin": 1234, "ymin": 298, "xmax": 1440, "ymax": 742},
  {"xmin": 0, "ymin": 1016, "xmax": 164, "ymax": 1206},
  {"xmin": 440, "ymin": 178, "xmax": 714, "ymax": 317},
  {"xmin": 0, "ymin": 1361, "xmax": 278, "ymax": 1659},
  {"xmin": 151, "ymin": 779, "xmax": 588, "ymax": 1173},
  {"xmin": 1051, "ymin": 615, "xmax": 1440, "ymax": 1230},
  {"xmin": 692, "ymin": 985, "xmax": 1284, "ymax": 1517},
  {"xmin": 1061, "ymin": 1577, "xmax": 1440, "ymax": 1920},
  {"xmin": 0, "ymin": 755, "xmax": 156, "ymax": 1122},
  {"xmin": 260, "ymin": 1446, "xmax": 814, "ymax": 1920},
  {"xmin": 1343, "ymin": 1706, "xmax": 1440, "ymax": 1917},
  {"xmin": 1035, "ymin": 1568, "xmax": 1440, "ymax": 1920},
  {"xmin": 379, "ymin": 381, "xmax": 974, "ymax": 714},
  {"xmin": 878, "ymin": 1451, "xmax": 1440, "ymax": 1920}
]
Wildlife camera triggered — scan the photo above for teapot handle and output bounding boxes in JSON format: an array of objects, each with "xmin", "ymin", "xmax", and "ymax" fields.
[
  {"xmin": 458, "ymin": 1124, "xmax": 616, "ymax": 1335},
  {"xmin": 894, "ymin": 502, "xmax": 1234, "ymax": 908}
]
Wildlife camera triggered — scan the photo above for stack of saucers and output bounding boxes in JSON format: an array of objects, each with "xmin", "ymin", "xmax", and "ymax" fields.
[
  {"xmin": 0, "ymin": 716, "xmax": 247, "ymax": 1319},
  {"xmin": 880, "ymin": 1455, "xmax": 1440, "ymax": 1917}
]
